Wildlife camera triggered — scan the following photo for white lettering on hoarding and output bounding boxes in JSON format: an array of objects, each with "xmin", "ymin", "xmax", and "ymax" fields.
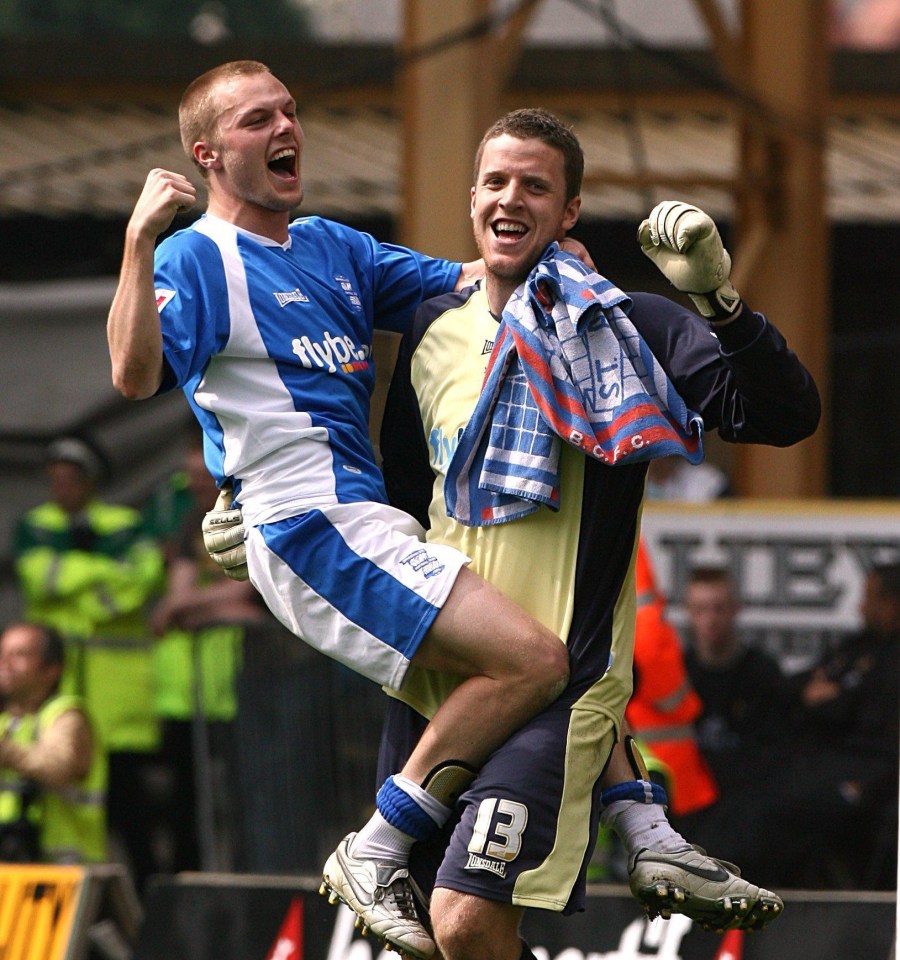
[
  {"xmin": 325, "ymin": 903, "xmax": 692, "ymax": 960},
  {"xmin": 641, "ymin": 502, "xmax": 900, "ymax": 672}
]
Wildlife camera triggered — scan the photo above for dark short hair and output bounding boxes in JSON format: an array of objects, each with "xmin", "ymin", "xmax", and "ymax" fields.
[
  {"xmin": 31, "ymin": 623, "xmax": 65, "ymax": 669},
  {"xmin": 473, "ymin": 108, "xmax": 584, "ymax": 201},
  {"xmin": 46, "ymin": 435, "xmax": 109, "ymax": 483},
  {"xmin": 687, "ymin": 566, "xmax": 735, "ymax": 589}
]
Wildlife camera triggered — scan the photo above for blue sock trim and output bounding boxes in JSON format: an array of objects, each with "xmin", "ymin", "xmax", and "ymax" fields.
[
  {"xmin": 376, "ymin": 776, "xmax": 438, "ymax": 842},
  {"xmin": 600, "ymin": 779, "xmax": 668, "ymax": 809}
]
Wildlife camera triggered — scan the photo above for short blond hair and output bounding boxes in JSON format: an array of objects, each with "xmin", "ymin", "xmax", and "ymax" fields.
[{"xmin": 178, "ymin": 60, "xmax": 272, "ymax": 174}]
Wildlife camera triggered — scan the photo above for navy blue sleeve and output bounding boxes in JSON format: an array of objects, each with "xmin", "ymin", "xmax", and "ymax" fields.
[
  {"xmin": 626, "ymin": 293, "xmax": 821, "ymax": 446},
  {"xmin": 380, "ymin": 292, "xmax": 468, "ymax": 528}
]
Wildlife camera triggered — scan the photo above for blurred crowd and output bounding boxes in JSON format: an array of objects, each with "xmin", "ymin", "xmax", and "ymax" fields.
[
  {"xmin": 1, "ymin": 434, "xmax": 897, "ymax": 897},
  {"xmin": 616, "ymin": 550, "xmax": 899, "ymax": 892},
  {"xmin": 1, "ymin": 431, "xmax": 385, "ymax": 894}
]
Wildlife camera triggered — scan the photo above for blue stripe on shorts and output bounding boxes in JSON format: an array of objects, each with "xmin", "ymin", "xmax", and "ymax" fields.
[{"xmin": 258, "ymin": 510, "xmax": 435, "ymax": 663}]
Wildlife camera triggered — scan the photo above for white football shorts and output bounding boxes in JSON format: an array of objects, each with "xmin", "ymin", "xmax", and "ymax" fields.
[{"xmin": 245, "ymin": 501, "xmax": 470, "ymax": 690}]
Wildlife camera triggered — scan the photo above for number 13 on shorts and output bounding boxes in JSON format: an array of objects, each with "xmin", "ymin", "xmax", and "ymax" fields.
[{"xmin": 468, "ymin": 798, "xmax": 529, "ymax": 862}]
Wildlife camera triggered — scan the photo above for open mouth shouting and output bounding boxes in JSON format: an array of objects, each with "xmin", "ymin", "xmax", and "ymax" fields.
[{"xmin": 268, "ymin": 147, "xmax": 298, "ymax": 181}]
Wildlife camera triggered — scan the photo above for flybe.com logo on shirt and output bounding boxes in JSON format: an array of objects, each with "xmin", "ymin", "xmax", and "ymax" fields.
[
  {"xmin": 429, "ymin": 425, "xmax": 465, "ymax": 471},
  {"xmin": 292, "ymin": 331, "xmax": 371, "ymax": 374}
]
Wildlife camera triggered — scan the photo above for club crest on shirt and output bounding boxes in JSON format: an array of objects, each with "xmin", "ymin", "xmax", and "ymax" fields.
[
  {"xmin": 335, "ymin": 275, "xmax": 362, "ymax": 311},
  {"xmin": 399, "ymin": 548, "xmax": 445, "ymax": 579},
  {"xmin": 155, "ymin": 289, "xmax": 176, "ymax": 312}
]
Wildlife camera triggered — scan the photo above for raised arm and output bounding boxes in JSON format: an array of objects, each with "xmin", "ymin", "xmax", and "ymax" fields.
[
  {"xmin": 636, "ymin": 200, "xmax": 820, "ymax": 446},
  {"xmin": 107, "ymin": 168, "xmax": 196, "ymax": 399}
]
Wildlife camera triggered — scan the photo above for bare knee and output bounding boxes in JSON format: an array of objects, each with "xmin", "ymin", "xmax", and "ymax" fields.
[
  {"xmin": 431, "ymin": 888, "xmax": 522, "ymax": 960},
  {"xmin": 523, "ymin": 628, "xmax": 569, "ymax": 707}
]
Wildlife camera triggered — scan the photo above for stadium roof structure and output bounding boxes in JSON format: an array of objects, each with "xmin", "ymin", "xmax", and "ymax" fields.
[
  {"xmin": 0, "ymin": 41, "xmax": 897, "ymax": 224},
  {"xmin": 0, "ymin": 101, "xmax": 898, "ymax": 223}
]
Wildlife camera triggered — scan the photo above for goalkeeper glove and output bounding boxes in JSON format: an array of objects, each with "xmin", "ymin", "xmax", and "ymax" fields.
[
  {"xmin": 638, "ymin": 200, "xmax": 742, "ymax": 322},
  {"xmin": 201, "ymin": 484, "xmax": 249, "ymax": 581}
]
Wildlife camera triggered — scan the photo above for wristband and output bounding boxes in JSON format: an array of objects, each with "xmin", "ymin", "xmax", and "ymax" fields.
[{"xmin": 688, "ymin": 279, "xmax": 742, "ymax": 323}]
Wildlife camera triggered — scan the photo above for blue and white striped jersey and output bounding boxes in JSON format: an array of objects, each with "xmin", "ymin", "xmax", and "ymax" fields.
[{"xmin": 154, "ymin": 213, "xmax": 460, "ymax": 526}]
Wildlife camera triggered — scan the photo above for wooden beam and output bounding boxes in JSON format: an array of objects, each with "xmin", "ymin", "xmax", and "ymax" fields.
[
  {"xmin": 374, "ymin": 1, "xmax": 500, "ymax": 447},
  {"xmin": 493, "ymin": 0, "xmax": 545, "ymax": 88},
  {"xmin": 689, "ymin": 0, "xmax": 739, "ymax": 77},
  {"xmin": 582, "ymin": 171, "xmax": 737, "ymax": 192},
  {"xmin": 503, "ymin": 88, "xmax": 737, "ymax": 114},
  {"xmin": 398, "ymin": 0, "xmax": 496, "ymax": 260},
  {"xmin": 733, "ymin": 0, "xmax": 831, "ymax": 498}
]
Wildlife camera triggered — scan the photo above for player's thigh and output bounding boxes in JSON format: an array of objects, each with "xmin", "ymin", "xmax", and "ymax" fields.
[{"xmin": 412, "ymin": 564, "xmax": 562, "ymax": 678}]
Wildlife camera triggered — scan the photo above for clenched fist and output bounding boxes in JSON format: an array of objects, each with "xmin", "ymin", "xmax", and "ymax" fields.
[{"xmin": 638, "ymin": 201, "xmax": 741, "ymax": 320}]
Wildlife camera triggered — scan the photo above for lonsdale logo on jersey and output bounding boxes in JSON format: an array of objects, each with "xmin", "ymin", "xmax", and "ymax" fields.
[
  {"xmin": 291, "ymin": 331, "xmax": 371, "ymax": 374},
  {"xmin": 274, "ymin": 288, "xmax": 310, "ymax": 307},
  {"xmin": 465, "ymin": 852, "xmax": 507, "ymax": 877}
]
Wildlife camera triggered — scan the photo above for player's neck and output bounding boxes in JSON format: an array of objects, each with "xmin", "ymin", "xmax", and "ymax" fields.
[
  {"xmin": 207, "ymin": 197, "xmax": 291, "ymax": 245},
  {"xmin": 485, "ymin": 276, "xmax": 519, "ymax": 319}
]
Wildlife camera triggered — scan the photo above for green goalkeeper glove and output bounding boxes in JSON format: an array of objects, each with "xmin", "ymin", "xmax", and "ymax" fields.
[
  {"xmin": 201, "ymin": 483, "xmax": 249, "ymax": 581},
  {"xmin": 638, "ymin": 200, "xmax": 742, "ymax": 321}
]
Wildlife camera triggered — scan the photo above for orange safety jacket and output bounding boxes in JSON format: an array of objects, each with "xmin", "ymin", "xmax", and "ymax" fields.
[{"xmin": 625, "ymin": 540, "xmax": 719, "ymax": 816}]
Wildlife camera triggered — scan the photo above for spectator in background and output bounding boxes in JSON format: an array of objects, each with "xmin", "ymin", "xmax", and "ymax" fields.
[
  {"xmin": 12, "ymin": 436, "xmax": 164, "ymax": 891},
  {"xmin": 775, "ymin": 561, "xmax": 900, "ymax": 887},
  {"xmin": 0, "ymin": 621, "xmax": 107, "ymax": 864},
  {"xmin": 682, "ymin": 566, "xmax": 787, "ymax": 792},
  {"xmin": 150, "ymin": 438, "xmax": 262, "ymax": 872},
  {"xmin": 791, "ymin": 562, "xmax": 900, "ymax": 751},
  {"xmin": 675, "ymin": 566, "xmax": 789, "ymax": 887},
  {"xmin": 832, "ymin": 0, "xmax": 900, "ymax": 48},
  {"xmin": 625, "ymin": 542, "xmax": 720, "ymax": 819},
  {"xmin": 141, "ymin": 431, "xmax": 200, "ymax": 565}
]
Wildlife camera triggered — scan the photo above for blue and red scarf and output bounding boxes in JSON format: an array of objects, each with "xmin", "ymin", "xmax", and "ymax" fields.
[{"xmin": 444, "ymin": 245, "xmax": 705, "ymax": 527}]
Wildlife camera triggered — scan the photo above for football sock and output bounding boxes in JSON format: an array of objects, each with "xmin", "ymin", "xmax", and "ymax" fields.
[
  {"xmin": 349, "ymin": 774, "xmax": 452, "ymax": 866},
  {"xmin": 601, "ymin": 799, "xmax": 688, "ymax": 854},
  {"xmin": 600, "ymin": 780, "xmax": 687, "ymax": 855}
]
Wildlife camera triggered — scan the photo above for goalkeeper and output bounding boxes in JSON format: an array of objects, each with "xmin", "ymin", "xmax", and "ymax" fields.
[
  {"xmin": 206, "ymin": 108, "xmax": 820, "ymax": 960},
  {"xmin": 375, "ymin": 148, "xmax": 819, "ymax": 959}
]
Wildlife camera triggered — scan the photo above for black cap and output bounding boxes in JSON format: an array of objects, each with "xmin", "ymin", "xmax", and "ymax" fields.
[{"xmin": 46, "ymin": 436, "xmax": 108, "ymax": 482}]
